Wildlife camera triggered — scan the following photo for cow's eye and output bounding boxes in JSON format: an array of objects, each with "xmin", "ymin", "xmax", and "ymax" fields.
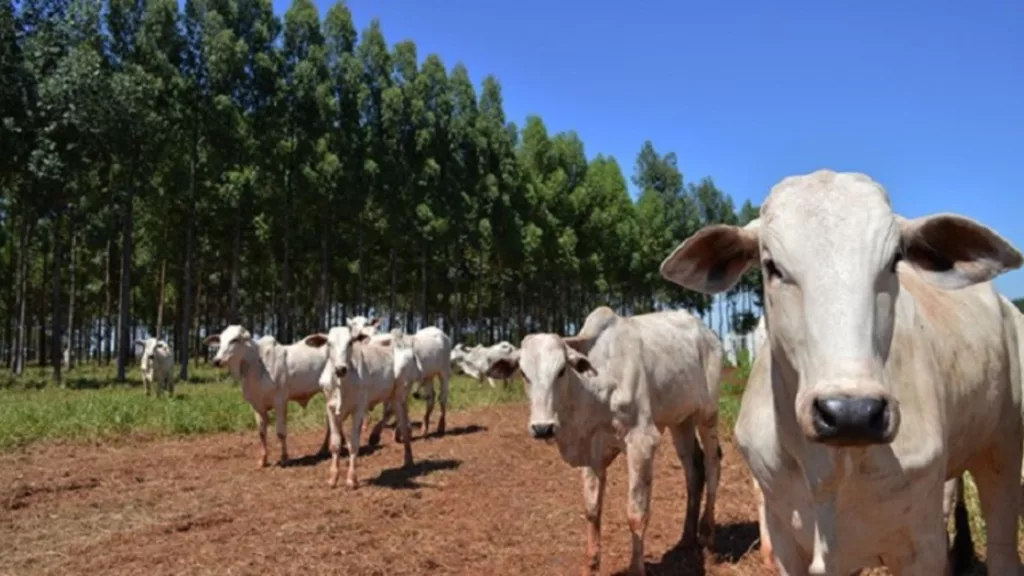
[
  {"xmin": 764, "ymin": 259, "xmax": 782, "ymax": 281},
  {"xmin": 557, "ymin": 366, "xmax": 566, "ymax": 378}
]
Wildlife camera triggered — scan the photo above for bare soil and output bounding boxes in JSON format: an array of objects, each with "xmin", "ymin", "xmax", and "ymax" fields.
[{"xmin": 1, "ymin": 402, "xmax": 776, "ymax": 576}]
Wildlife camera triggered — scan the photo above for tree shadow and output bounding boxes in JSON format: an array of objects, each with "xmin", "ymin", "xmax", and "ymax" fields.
[
  {"xmin": 368, "ymin": 458, "xmax": 462, "ymax": 490},
  {"xmin": 618, "ymin": 521, "xmax": 760, "ymax": 576}
]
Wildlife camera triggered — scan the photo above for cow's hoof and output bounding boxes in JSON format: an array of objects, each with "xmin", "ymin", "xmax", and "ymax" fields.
[
  {"xmin": 346, "ymin": 477, "xmax": 359, "ymax": 490},
  {"xmin": 436, "ymin": 423, "xmax": 446, "ymax": 436},
  {"xmin": 327, "ymin": 471, "xmax": 339, "ymax": 488},
  {"xmin": 257, "ymin": 457, "xmax": 268, "ymax": 468},
  {"xmin": 367, "ymin": 433, "xmax": 381, "ymax": 447},
  {"xmin": 698, "ymin": 523, "xmax": 714, "ymax": 549},
  {"xmin": 403, "ymin": 457, "xmax": 414, "ymax": 468}
]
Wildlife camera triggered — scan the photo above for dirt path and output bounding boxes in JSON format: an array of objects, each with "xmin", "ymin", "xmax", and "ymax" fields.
[{"xmin": 1, "ymin": 403, "xmax": 770, "ymax": 575}]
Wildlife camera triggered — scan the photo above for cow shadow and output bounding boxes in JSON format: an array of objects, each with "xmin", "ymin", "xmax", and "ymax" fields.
[
  {"xmin": 368, "ymin": 458, "xmax": 462, "ymax": 490},
  {"xmin": 615, "ymin": 521, "xmax": 760, "ymax": 576},
  {"xmin": 422, "ymin": 424, "xmax": 487, "ymax": 440},
  {"xmin": 283, "ymin": 443, "xmax": 386, "ymax": 468}
]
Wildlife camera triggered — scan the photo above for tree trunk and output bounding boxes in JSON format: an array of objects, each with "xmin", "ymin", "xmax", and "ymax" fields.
[
  {"xmin": 317, "ymin": 217, "xmax": 328, "ymax": 331},
  {"xmin": 155, "ymin": 258, "xmax": 167, "ymax": 339},
  {"xmin": 50, "ymin": 211, "xmax": 64, "ymax": 386},
  {"xmin": 116, "ymin": 167, "xmax": 135, "ymax": 383},
  {"xmin": 65, "ymin": 229, "xmax": 77, "ymax": 371},
  {"xmin": 388, "ymin": 246, "xmax": 397, "ymax": 329},
  {"xmin": 12, "ymin": 216, "xmax": 31, "ymax": 376},
  {"xmin": 38, "ymin": 241, "xmax": 49, "ymax": 366},
  {"xmin": 179, "ymin": 117, "xmax": 198, "ymax": 381},
  {"xmin": 279, "ymin": 166, "xmax": 292, "ymax": 343},
  {"xmin": 229, "ymin": 202, "xmax": 241, "ymax": 323}
]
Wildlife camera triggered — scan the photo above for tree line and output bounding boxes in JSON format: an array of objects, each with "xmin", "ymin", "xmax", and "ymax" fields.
[{"xmin": 0, "ymin": 0, "xmax": 763, "ymax": 386}]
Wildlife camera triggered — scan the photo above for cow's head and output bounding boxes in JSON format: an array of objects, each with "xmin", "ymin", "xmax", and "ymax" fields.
[
  {"xmin": 661, "ymin": 170, "xmax": 1022, "ymax": 447},
  {"xmin": 135, "ymin": 338, "xmax": 157, "ymax": 371},
  {"xmin": 303, "ymin": 326, "xmax": 369, "ymax": 380},
  {"xmin": 346, "ymin": 315, "xmax": 381, "ymax": 338},
  {"xmin": 204, "ymin": 325, "xmax": 252, "ymax": 368},
  {"xmin": 487, "ymin": 334, "xmax": 596, "ymax": 440}
]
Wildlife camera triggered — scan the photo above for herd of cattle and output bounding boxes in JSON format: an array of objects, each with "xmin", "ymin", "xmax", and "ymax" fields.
[{"xmin": 125, "ymin": 170, "xmax": 1024, "ymax": 575}]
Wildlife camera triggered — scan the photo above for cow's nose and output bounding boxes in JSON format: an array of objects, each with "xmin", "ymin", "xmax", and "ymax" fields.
[
  {"xmin": 812, "ymin": 396, "xmax": 889, "ymax": 445},
  {"xmin": 334, "ymin": 366, "xmax": 348, "ymax": 378},
  {"xmin": 530, "ymin": 423, "xmax": 557, "ymax": 440},
  {"xmin": 212, "ymin": 358, "xmax": 222, "ymax": 368}
]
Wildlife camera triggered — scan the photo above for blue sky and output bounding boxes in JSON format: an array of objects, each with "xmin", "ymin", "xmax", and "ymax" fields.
[{"xmin": 276, "ymin": 0, "xmax": 1024, "ymax": 298}]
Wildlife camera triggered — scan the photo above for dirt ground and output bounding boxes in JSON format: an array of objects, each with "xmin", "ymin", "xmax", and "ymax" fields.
[{"xmin": 2, "ymin": 402, "xmax": 774, "ymax": 575}]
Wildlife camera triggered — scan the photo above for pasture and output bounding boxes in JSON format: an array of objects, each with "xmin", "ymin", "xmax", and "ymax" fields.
[{"xmin": 0, "ymin": 361, "xmax": 1002, "ymax": 575}]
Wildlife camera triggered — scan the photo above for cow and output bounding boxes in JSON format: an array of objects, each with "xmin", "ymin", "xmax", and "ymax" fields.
[
  {"xmin": 136, "ymin": 337, "xmax": 174, "ymax": 397},
  {"xmin": 485, "ymin": 305, "xmax": 723, "ymax": 576},
  {"xmin": 302, "ymin": 326, "xmax": 415, "ymax": 489},
  {"xmin": 659, "ymin": 169, "xmax": 1023, "ymax": 574},
  {"xmin": 203, "ymin": 325, "xmax": 331, "ymax": 468},
  {"xmin": 451, "ymin": 341, "xmax": 519, "ymax": 388},
  {"xmin": 370, "ymin": 326, "xmax": 453, "ymax": 438},
  {"xmin": 347, "ymin": 315, "xmax": 381, "ymax": 337}
]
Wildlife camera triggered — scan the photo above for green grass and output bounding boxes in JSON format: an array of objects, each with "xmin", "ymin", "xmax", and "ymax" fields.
[{"xmin": 0, "ymin": 362, "xmax": 526, "ymax": 452}]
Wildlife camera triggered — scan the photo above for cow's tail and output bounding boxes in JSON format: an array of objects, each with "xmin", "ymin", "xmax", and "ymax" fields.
[{"xmin": 950, "ymin": 475, "xmax": 975, "ymax": 575}]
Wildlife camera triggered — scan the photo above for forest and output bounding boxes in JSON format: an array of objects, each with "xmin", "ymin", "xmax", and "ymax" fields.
[{"xmin": 0, "ymin": 0, "xmax": 765, "ymax": 386}]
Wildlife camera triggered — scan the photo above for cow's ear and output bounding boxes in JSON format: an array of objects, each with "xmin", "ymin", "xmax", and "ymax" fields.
[
  {"xmin": 134, "ymin": 339, "xmax": 146, "ymax": 347},
  {"xmin": 899, "ymin": 214, "xmax": 1023, "ymax": 290},
  {"xmin": 661, "ymin": 219, "xmax": 761, "ymax": 294},
  {"xmin": 203, "ymin": 334, "xmax": 221, "ymax": 346},
  {"xmin": 487, "ymin": 357, "xmax": 520, "ymax": 380},
  {"xmin": 239, "ymin": 329, "xmax": 252, "ymax": 341},
  {"xmin": 369, "ymin": 317, "xmax": 381, "ymax": 327},
  {"xmin": 565, "ymin": 348, "xmax": 596, "ymax": 377},
  {"xmin": 354, "ymin": 332, "xmax": 370, "ymax": 343},
  {"xmin": 303, "ymin": 334, "xmax": 329, "ymax": 348}
]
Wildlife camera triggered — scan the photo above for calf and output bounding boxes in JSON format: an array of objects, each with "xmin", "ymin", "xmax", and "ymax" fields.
[
  {"xmin": 303, "ymin": 327, "xmax": 414, "ymax": 489},
  {"xmin": 486, "ymin": 306, "xmax": 723, "ymax": 576},
  {"xmin": 137, "ymin": 337, "xmax": 174, "ymax": 397},
  {"xmin": 204, "ymin": 326, "xmax": 330, "ymax": 467},
  {"xmin": 661, "ymin": 169, "xmax": 1023, "ymax": 574}
]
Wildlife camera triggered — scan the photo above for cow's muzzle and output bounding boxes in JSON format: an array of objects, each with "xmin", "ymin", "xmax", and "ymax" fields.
[
  {"xmin": 212, "ymin": 358, "xmax": 223, "ymax": 368},
  {"xmin": 810, "ymin": 394, "xmax": 898, "ymax": 446},
  {"xmin": 529, "ymin": 423, "xmax": 557, "ymax": 440},
  {"xmin": 334, "ymin": 366, "xmax": 348, "ymax": 379}
]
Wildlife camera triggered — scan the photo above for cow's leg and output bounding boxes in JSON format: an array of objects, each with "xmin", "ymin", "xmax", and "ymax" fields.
[
  {"xmin": 253, "ymin": 408, "xmax": 269, "ymax": 468},
  {"xmin": 436, "ymin": 373, "xmax": 449, "ymax": 435},
  {"xmin": 317, "ymin": 411, "xmax": 331, "ymax": 457},
  {"xmin": 885, "ymin": 516, "xmax": 949, "ymax": 576},
  {"xmin": 368, "ymin": 402, "xmax": 388, "ymax": 447},
  {"xmin": 421, "ymin": 378, "xmax": 436, "ymax": 437},
  {"xmin": 755, "ymin": 479, "xmax": 775, "ymax": 569},
  {"xmin": 168, "ymin": 374, "xmax": 175, "ymax": 397},
  {"xmin": 145, "ymin": 376, "xmax": 152, "ymax": 397},
  {"xmin": 486, "ymin": 376, "xmax": 497, "ymax": 389},
  {"xmin": 326, "ymin": 406, "xmax": 344, "ymax": 488},
  {"xmin": 669, "ymin": 419, "xmax": 704, "ymax": 548},
  {"xmin": 580, "ymin": 464, "xmax": 607, "ymax": 576},
  {"xmin": 624, "ymin": 426, "xmax": 658, "ymax": 576},
  {"xmin": 763, "ymin": 502, "xmax": 808, "ymax": 576},
  {"xmin": 274, "ymin": 398, "xmax": 289, "ymax": 465},
  {"xmin": 695, "ymin": 412, "xmax": 722, "ymax": 548},
  {"xmin": 393, "ymin": 389, "xmax": 414, "ymax": 468},
  {"xmin": 347, "ymin": 405, "xmax": 365, "ymax": 489},
  {"xmin": 971, "ymin": 442, "xmax": 1022, "ymax": 576}
]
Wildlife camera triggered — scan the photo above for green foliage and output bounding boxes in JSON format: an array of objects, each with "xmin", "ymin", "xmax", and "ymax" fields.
[
  {"xmin": 1014, "ymin": 298, "xmax": 1024, "ymax": 314},
  {"xmin": 0, "ymin": 0, "xmax": 766, "ymax": 384}
]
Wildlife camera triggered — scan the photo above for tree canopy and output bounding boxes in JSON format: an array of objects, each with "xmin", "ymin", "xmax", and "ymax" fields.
[{"xmin": 0, "ymin": 0, "xmax": 763, "ymax": 384}]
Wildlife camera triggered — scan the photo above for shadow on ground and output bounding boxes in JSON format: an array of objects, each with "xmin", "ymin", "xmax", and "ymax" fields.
[
  {"xmin": 369, "ymin": 458, "xmax": 462, "ymax": 490},
  {"xmin": 610, "ymin": 521, "xmax": 760, "ymax": 576}
]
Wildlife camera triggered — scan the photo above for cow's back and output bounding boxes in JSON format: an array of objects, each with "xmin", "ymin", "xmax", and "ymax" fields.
[
  {"xmin": 411, "ymin": 326, "xmax": 451, "ymax": 378},
  {"xmin": 588, "ymin": 309, "xmax": 722, "ymax": 427}
]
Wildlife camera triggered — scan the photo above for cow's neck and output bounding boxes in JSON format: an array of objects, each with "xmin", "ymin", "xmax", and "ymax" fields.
[{"xmin": 556, "ymin": 371, "xmax": 613, "ymax": 439}]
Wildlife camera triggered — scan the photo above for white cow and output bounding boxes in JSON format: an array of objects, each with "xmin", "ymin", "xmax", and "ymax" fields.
[
  {"xmin": 485, "ymin": 306, "xmax": 723, "ymax": 576},
  {"xmin": 660, "ymin": 169, "xmax": 1023, "ymax": 575},
  {"xmin": 347, "ymin": 315, "xmax": 381, "ymax": 337},
  {"xmin": 451, "ymin": 341, "xmax": 518, "ymax": 388},
  {"xmin": 303, "ymin": 327, "xmax": 414, "ymax": 489},
  {"xmin": 136, "ymin": 337, "xmax": 174, "ymax": 397},
  {"xmin": 204, "ymin": 326, "xmax": 330, "ymax": 468},
  {"xmin": 370, "ymin": 326, "xmax": 453, "ymax": 438}
]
